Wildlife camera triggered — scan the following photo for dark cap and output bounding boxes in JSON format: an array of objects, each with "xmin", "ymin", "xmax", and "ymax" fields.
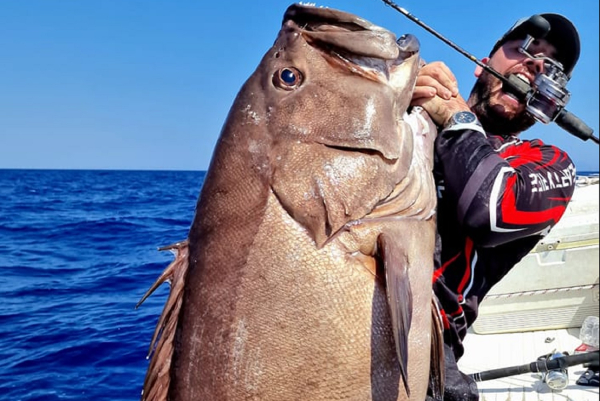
[{"xmin": 489, "ymin": 13, "xmax": 580, "ymax": 76}]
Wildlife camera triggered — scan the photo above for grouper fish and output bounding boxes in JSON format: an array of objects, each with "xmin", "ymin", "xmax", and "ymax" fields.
[{"xmin": 138, "ymin": 3, "xmax": 444, "ymax": 400}]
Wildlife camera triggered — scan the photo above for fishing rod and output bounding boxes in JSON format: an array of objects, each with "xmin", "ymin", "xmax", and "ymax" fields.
[
  {"xmin": 469, "ymin": 350, "xmax": 599, "ymax": 389},
  {"xmin": 380, "ymin": 0, "xmax": 599, "ymax": 145}
]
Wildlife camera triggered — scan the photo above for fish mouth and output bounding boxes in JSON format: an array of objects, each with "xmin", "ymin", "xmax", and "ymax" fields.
[{"xmin": 283, "ymin": 4, "xmax": 420, "ymax": 82}]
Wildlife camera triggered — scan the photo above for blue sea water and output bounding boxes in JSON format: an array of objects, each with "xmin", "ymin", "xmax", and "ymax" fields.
[
  {"xmin": 1, "ymin": 168, "xmax": 598, "ymax": 401},
  {"xmin": 0, "ymin": 169, "xmax": 205, "ymax": 401}
]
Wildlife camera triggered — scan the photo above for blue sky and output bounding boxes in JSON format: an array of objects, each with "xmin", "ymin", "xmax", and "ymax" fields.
[{"xmin": 1, "ymin": 1, "xmax": 598, "ymax": 171}]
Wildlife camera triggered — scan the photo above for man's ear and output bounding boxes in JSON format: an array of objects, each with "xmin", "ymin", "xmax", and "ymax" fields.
[{"xmin": 475, "ymin": 57, "xmax": 490, "ymax": 78}]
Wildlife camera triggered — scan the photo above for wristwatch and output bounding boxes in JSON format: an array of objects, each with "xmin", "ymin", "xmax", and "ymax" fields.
[{"xmin": 443, "ymin": 111, "xmax": 484, "ymax": 134}]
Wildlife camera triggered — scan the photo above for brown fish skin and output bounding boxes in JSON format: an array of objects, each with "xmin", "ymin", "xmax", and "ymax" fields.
[{"xmin": 140, "ymin": 4, "xmax": 442, "ymax": 401}]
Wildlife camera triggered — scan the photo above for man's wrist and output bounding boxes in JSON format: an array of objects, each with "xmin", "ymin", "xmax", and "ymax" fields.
[{"xmin": 442, "ymin": 110, "xmax": 485, "ymax": 135}]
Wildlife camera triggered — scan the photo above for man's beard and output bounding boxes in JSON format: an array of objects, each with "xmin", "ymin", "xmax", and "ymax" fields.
[{"xmin": 468, "ymin": 72, "xmax": 536, "ymax": 136}]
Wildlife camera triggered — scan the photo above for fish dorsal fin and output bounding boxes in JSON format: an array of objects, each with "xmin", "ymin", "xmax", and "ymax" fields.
[
  {"xmin": 378, "ymin": 233, "xmax": 413, "ymax": 397},
  {"xmin": 136, "ymin": 240, "xmax": 190, "ymax": 401}
]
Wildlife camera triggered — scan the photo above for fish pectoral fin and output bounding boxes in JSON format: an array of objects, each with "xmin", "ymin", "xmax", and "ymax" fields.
[
  {"xmin": 429, "ymin": 298, "xmax": 446, "ymax": 400},
  {"xmin": 378, "ymin": 233, "xmax": 412, "ymax": 397}
]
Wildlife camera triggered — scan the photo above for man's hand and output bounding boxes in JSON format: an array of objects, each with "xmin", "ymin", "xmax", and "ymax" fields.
[
  {"xmin": 412, "ymin": 61, "xmax": 471, "ymax": 127},
  {"xmin": 413, "ymin": 93, "xmax": 471, "ymax": 127},
  {"xmin": 412, "ymin": 61, "xmax": 459, "ymax": 101}
]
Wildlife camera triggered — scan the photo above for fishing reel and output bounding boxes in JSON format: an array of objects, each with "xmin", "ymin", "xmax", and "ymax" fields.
[
  {"xmin": 537, "ymin": 351, "xmax": 570, "ymax": 390},
  {"xmin": 515, "ymin": 32, "xmax": 571, "ymax": 125},
  {"xmin": 500, "ymin": 19, "xmax": 572, "ymax": 127},
  {"xmin": 500, "ymin": 16, "xmax": 595, "ymax": 142}
]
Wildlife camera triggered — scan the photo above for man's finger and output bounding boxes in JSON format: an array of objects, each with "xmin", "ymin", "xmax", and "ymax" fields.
[
  {"xmin": 415, "ymin": 76, "xmax": 454, "ymax": 100},
  {"xmin": 412, "ymin": 86, "xmax": 437, "ymax": 102},
  {"xmin": 419, "ymin": 62, "xmax": 459, "ymax": 96}
]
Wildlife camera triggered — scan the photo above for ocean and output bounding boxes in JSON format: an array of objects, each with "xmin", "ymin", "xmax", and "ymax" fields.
[
  {"xmin": 1, "ymin": 168, "xmax": 597, "ymax": 401},
  {"xmin": 0, "ymin": 169, "xmax": 204, "ymax": 401}
]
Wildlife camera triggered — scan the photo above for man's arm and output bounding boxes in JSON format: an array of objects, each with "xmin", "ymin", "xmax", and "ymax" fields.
[
  {"xmin": 412, "ymin": 62, "xmax": 576, "ymax": 248},
  {"xmin": 436, "ymin": 128, "xmax": 576, "ymax": 247}
]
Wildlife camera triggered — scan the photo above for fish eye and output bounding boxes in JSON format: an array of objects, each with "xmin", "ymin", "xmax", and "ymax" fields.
[{"xmin": 273, "ymin": 67, "xmax": 303, "ymax": 90}]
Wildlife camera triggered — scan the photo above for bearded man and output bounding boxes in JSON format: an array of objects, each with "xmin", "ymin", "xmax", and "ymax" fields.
[{"xmin": 410, "ymin": 13, "xmax": 581, "ymax": 401}]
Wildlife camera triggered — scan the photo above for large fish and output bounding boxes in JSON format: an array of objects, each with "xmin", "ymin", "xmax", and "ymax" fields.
[{"xmin": 138, "ymin": 3, "xmax": 444, "ymax": 400}]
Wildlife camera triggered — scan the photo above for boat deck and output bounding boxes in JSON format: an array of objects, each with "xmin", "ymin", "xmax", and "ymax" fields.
[{"xmin": 459, "ymin": 328, "xmax": 599, "ymax": 401}]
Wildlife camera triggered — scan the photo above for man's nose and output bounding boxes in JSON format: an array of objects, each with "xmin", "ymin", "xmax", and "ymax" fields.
[{"xmin": 524, "ymin": 57, "xmax": 545, "ymax": 74}]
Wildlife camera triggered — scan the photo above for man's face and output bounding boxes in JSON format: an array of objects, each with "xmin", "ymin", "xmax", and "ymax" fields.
[{"xmin": 468, "ymin": 38, "xmax": 559, "ymax": 135}]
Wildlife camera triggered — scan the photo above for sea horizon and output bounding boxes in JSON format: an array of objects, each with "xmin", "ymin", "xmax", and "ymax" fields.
[
  {"xmin": 0, "ymin": 167, "xmax": 206, "ymax": 173},
  {"xmin": 1, "ymin": 167, "xmax": 598, "ymax": 173}
]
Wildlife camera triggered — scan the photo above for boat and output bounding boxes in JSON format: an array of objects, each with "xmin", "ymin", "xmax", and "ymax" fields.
[{"xmin": 458, "ymin": 174, "xmax": 600, "ymax": 400}]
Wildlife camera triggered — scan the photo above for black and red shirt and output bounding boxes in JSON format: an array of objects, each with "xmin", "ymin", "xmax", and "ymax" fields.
[{"xmin": 433, "ymin": 126, "xmax": 576, "ymax": 360}]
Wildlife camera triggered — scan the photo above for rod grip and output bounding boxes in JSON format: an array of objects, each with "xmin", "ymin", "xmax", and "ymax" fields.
[
  {"xmin": 555, "ymin": 109, "xmax": 596, "ymax": 141},
  {"xmin": 470, "ymin": 363, "xmax": 531, "ymax": 382},
  {"xmin": 469, "ymin": 351, "xmax": 600, "ymax": 382}
]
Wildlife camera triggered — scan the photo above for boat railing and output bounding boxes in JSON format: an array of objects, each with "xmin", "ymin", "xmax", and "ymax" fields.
[{"xmin": 576, "ymin": 174, "xmax": 599, "ymax": 187}]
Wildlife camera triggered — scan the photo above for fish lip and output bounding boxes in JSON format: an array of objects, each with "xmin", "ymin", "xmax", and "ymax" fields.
[
  {"xmin": 284, "ymin": 4, "xmax": 401, "ymax": 59},
  {"xmin": 315, "ymin": 46, "xmax": 395, "ymax": 83},
  {"xmin": 282, "ymin": 5, "xmax": 420, "ymax": 83},
  {"xmin": 284, "ymin": 4, "xmax": 420, "ymax": 58},
  {"xmin": 283, "ymin": 3, "xmax": 386, "ymax": 34},
  {"xmin": 396, "ymin": 34, "xmax": 420, "ymax": 58}
]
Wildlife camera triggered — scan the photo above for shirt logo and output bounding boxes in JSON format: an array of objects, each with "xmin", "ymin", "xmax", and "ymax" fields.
[{"xmin": 529, "ymin": 164, "xmax": 576, "ymax": 193}]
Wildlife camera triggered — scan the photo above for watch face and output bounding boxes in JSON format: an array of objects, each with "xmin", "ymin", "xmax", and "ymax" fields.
[{"xmin": 454, "ymin": 111, "xmax": 476, "ymax": 124}]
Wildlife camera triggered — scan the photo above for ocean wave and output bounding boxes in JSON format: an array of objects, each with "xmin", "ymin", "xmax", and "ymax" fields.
[{"xmin": 0, "ymin": 169, "xmax": 197, "ymax": 400}]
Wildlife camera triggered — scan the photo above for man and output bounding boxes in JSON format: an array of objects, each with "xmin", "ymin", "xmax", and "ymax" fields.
[{"xmin": 410, "ymin": 13, "xmax": 581, "ymax": 400}]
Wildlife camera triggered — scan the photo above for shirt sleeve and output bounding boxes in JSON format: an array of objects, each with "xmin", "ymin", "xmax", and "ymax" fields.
[{"xmin": 435, "ymin": 128, "xmax": 577, "ymax": 247}]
